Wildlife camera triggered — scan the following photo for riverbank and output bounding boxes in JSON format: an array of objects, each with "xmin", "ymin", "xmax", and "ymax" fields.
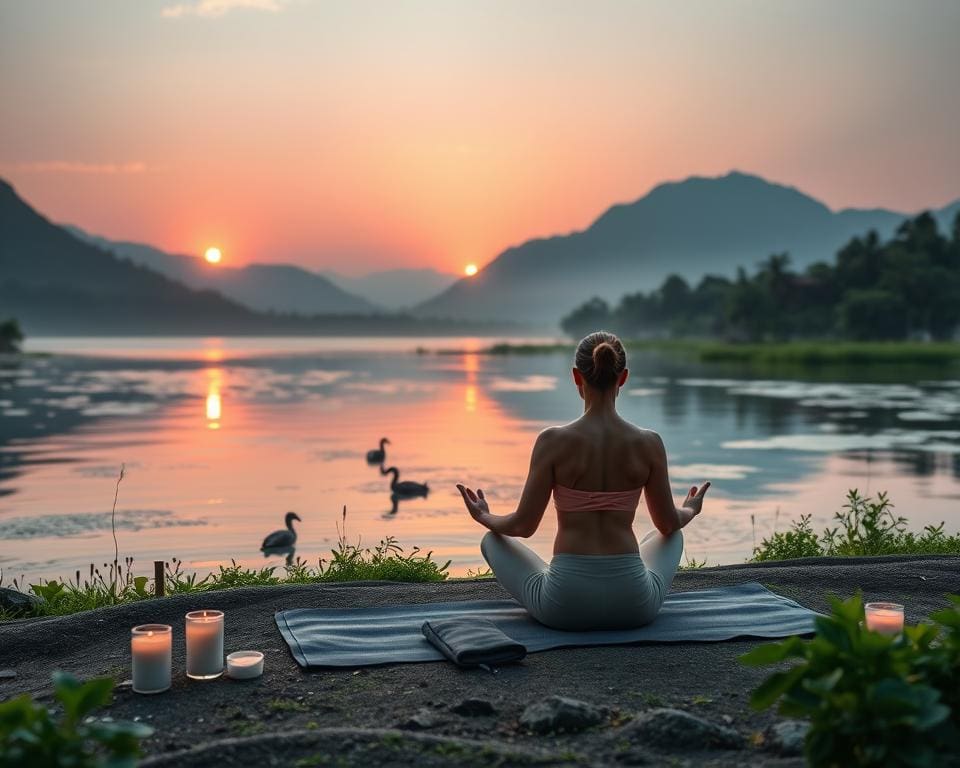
[
  {"xmin": 456, "ymin": 339, "xmax": 960, "ymax": 367},
  {"xmin": 3, "ymin": 555, "xmax": 957, "ymax": 767}
]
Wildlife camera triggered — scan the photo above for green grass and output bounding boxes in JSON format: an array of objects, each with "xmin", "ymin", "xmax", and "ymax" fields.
[
  {"xmin": 751, "ymin": 489, "xmax": 960, "ymax": 562},
  {"xmin": 694, "ymin": 340, "xmax": 960, "ymax": 366},
  {"xmin": 457, "ymin": 339, "xmax": 960, "ymax": 367},
  {"xmin": 267, "ymin": 698, "xmax": 311, "ymax": 714},
  {"xmin": 0, "ymin": 532, "xmax": 450, "ymax": 621}
]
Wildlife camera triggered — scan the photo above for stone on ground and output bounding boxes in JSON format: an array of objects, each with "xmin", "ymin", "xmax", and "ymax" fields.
[
  {"xmin": 616, "ymin": 708, "xmax": 743, "ymax": 751},
  {"xmin": 520, "ymin": 695, "xmax": 606, "ymax": 733},
  {"xmin": 451, "ymin": 698, "xmax": 497, "ymax": 716},
  {"xmin": 397, "ymin": 707, "xmax": 443, "ymax": 730},
  {"xmin": 0, "ymin": 587, "xmax": 40, "ymax": 616},
  {"xmin": 768, "ymin": 720, "xmax": 809, "ymax": 756}
]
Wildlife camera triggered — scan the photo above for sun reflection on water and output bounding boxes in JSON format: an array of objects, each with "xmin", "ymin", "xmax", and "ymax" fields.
[{"xmin": 205, "ymin": 368, "xmax": 222, "ymax": 429}]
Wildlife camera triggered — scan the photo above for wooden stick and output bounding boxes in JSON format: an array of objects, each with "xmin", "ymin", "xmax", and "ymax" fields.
[{"xmin": 154, "ymin": 560, "xmax": 165, "ymax": 598}]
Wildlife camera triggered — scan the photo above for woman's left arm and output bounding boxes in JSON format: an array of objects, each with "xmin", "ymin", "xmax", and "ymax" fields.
[{"xmin": 457, "ymin": 429, "xmax": 555, "ymax": 538}]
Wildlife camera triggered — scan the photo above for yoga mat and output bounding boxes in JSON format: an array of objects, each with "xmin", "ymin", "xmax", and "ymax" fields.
[{"xmin": 276, "ymin": 582, "xmax": 818, "ymax": 668}]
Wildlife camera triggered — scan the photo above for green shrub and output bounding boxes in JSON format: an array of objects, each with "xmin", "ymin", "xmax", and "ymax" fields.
[
  {"xmin": 751, "ymin": 513, "xmax": 823, "ymax": 561},
  {"xmin": 741, "ymin": 593, "xmax": 960, "ymax": 767},
  {"xmin": 0, "ymin": 672, "xmax": 152, "ymax": 767},
  {"xmin": 752, "ymin": 490, "xmax": 960, "ymax": 562}
]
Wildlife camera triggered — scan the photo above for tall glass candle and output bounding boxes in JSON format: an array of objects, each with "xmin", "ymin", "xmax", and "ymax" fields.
[
  {"xmin": 865, "ymin": 602, "xmax": 904, "ymax": 635},
  {"xmin": 131, "ymin": 624, "xmax": 172, "ymax": 694},
  {"xmin": 185, "ymin": 609, "xmax": 224, "ymax": 679}
]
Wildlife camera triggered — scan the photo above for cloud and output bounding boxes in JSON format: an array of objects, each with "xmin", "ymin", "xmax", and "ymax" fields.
[
  {"xmin": 9, "ymin": 161, "xmax": 148, "ymax": 175},
  {"xmin": 162, "ymin": 0, "xmax": 285, "ymax": 18}
]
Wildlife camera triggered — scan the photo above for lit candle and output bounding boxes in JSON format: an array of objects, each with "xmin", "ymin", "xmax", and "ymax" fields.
[
  {"xmin": 227, "ymin": 651, "xmax": 264, "ymax": 680},
  {"xmin": 864, "ymin": 602, "xmax": 904, "ymax": 636},
  {"xmin": 131, "ymin": 624, "xmax": 172, "ymax": 694},
  {"xmin": 185, "ymin": 609, "xmax": 224, "ymax": 679}
]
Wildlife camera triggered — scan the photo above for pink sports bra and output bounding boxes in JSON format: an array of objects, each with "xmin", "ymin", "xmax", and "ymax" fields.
[{"xmin": 553, "ymin": 484, "xmax": 643, "ymax": 513}]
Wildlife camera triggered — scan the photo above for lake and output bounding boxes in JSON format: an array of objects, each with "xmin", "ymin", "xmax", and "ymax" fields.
[{"xmin": 2, "ymin": 336, "xmax": 959, "ymax": 586}]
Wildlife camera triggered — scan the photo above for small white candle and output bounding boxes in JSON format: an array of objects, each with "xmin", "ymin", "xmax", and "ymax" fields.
[
  {"xmin": 227, "ymin": 651, "xmax": 264, "ymax": 680},
  {"xmin": 865, "ymin": 602, "xmax": 904, "ymax": 636},
  {"xmin": 131, "ymin": 624, "xmax": 172, "ymax": 694},
  {"xmin": 186, "ymin": 609, "xmax": 224, "ymax": 680}
]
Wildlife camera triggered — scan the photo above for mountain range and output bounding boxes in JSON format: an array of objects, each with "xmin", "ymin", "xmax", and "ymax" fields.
[
  {"xmin": 0, "ymin": 179, "xmax": 511, "ymax": 335},
  {"xmin": 322, "ymin": 268, "xmax": 458, "ymax": 311},
  {"xmin": 415, "ymin": 172, "xmax": 960, "ymax": 326},
  {"xmin": 66, "ymin": 228, "xmax": 378, "ymax": 315},
  {"xmin": 4, "ymin": 171, "xmax": 958, "ymax": 334},
  {"xmin": 68, "ymin": 228, "xmax": 459, "ymax": 314}
]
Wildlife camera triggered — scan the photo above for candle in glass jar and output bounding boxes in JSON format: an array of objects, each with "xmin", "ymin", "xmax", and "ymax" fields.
[
  {"xmin": 227, "ymin": 650, "xmax": 264, "ymax": 680},
  {"xmin": 865, "ymin": 602, "xmax": 904, "ymax": 635},
  {"xmin": 131, "ymin": 624, "xmax": 172, "ymax": 694},
  {"xmin": 185, "ymin": 609, "xmax": 224, "ymax": 679}
]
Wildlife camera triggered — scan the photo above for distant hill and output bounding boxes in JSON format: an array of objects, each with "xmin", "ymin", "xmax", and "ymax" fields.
[
  {"xmin": 415, "ymin": 171, "xmax": 960, "ymax": 327},
  {"xmin": 0, "ymin": 179, "xmax": 268, "ymax": 334},
  {"xmin": 67, "ymin": 228, "xmax": 378, "ymax": 316},
  {"xmin": 0, "ymin": 179, "xmax": 519, "ymax": 336},
  {"xmin": 322, "ymin": 268, "xmax": 458, "ymax": 311}
]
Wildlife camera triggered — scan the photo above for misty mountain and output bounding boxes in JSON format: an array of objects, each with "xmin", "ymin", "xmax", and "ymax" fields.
[
  {"xmin": 0, "ymin": 179, "xmax": 517, "ymax": 336},
  {"xmin": 66, "ymin": 228, "xmax": 378, "ymax": 316},
  {"xmin": 0, "ymin": 179, "xmax": 268, "ymax": 334},
  {"xmin": 322, "ymin": 268, "xmax": 458, "ymax": 311},
  {"xmin": 415, "ymin": 171, "xmax": 960, "ymax": 327}
]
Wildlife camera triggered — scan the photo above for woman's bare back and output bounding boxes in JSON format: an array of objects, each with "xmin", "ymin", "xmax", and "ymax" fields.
[{"xmin": 544, "ymin": 413, "xmax": 663, "ymax": 555}]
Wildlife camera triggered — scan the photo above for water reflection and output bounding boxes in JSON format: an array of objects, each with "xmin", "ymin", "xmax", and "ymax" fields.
[
  {"xmin": 464, "ymin": 352, "xmax": 479, "ymax": 412},
  {"xmin": 262, "ymin": 544, "xmax": 295, "ymax": 566},
  {"xmin": 1, "ymin": 339, "xmax": 959, "ymax": 583},
  {"xmin": 205, "ymin": 368, "xmax": 223, "ymax": 430}
]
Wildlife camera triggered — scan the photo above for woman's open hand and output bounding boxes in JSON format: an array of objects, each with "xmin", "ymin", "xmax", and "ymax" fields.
[
  {"xmin": 681, "ymin": 482, "xmax": 711, "ymax": 518},
  {"xmin": 456, "ymin": 484, "xmax": 490, "ymax": 524}
]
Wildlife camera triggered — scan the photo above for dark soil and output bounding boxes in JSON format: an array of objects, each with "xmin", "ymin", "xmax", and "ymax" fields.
[{"xmin": 2, "ymin": 555, "xmax": 957, "ymax": 767}]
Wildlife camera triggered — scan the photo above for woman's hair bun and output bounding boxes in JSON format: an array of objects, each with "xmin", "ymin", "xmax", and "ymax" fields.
[
  {"xmin": 575, "ymin": 331, "xmax": 626, "ymax": 390},
  {"xmin": 593, "ymin": 342, "xmax": 617, "ymax": 372}
]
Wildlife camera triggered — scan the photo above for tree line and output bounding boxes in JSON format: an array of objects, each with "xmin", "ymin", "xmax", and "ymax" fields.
[{"xmin": 561, "ymin": 212, "xmax": 960, "ymax": 342}]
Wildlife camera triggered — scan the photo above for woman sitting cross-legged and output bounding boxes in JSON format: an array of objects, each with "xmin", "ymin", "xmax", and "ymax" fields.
[{"xmin": 456, "ymin": 330, "xmax": 709, "ymax": 631}]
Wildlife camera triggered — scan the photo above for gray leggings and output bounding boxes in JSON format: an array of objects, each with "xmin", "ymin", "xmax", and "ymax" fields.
[{"xmin": 480, "ymin": 529, "xmax": 684, "ymax": 631}]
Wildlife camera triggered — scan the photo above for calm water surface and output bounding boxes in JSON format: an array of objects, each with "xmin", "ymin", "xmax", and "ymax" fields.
[{"xmin": 2, "ymin": 337, "xmax": 960, "ymax": 584}]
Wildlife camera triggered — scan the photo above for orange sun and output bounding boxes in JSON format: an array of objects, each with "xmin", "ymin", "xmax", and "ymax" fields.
[
  {"xmin": 464, "ymin": 263, "xmax": 478, "ymax": 276},
  {"xmin": 204, "ymin": 247, "xmax": 222, "ymax": 264}
]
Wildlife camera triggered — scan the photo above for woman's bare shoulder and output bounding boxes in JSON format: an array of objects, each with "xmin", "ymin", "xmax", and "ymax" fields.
[{"xmin": 623, "ymin": 424, "xmax": 666, "ymax": 452}]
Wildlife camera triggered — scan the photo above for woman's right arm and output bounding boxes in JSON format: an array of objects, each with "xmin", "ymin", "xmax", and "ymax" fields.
[{"xmin": 642, "ymin": 433, "xmax": 709, "ymax": 536}]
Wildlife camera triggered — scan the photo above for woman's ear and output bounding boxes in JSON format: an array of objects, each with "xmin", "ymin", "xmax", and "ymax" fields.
[
  {"xmin": 572, "ymin": 367, "xmax": 585, "ymax": 399},
  {"xmin": 618, "ymin": 368, "xmax": 629, "ymax": 388}
]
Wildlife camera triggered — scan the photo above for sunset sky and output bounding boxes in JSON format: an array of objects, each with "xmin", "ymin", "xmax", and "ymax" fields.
[{"xmin": 1, "ymin": 0, "xmax": 958, "ymax": 276}]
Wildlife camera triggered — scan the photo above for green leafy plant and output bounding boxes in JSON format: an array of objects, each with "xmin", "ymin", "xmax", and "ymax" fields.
[
  {"xmin": 752, "ymin": 489, "xmax": 960, "ymax": 562},
  {"xmin": 0, "ymin": 672, "xmax": 152, "ymax": 768},
  {"xmin": 751, "ymin": 513, "xmax": 823, "ymax": 561},
  {"xmin": 741, "ymin": 593, "xmax": 960, "ymax": 767}
]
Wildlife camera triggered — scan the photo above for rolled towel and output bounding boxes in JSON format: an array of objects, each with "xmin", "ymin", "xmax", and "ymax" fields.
[{"xmin": 421, "ymin": 617, "xmax": 527, "ymax": 668}]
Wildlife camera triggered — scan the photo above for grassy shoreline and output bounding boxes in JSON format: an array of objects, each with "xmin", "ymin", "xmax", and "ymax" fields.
[
  {"xmin": 5, "ymin": 490, "xmax": 959, "ymax": 622},
  {"xmin": 444, "ymin": 339, "xmax": 960, "ymax": 366}
]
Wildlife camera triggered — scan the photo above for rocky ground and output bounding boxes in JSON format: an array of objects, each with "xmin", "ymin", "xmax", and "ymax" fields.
[{"xmin": 2, "ymin": 555, "xmax": 957, "ymax": 767}]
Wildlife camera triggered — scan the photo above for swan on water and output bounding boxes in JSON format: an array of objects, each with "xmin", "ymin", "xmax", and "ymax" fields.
[
  {"xmin": 366, "ymin": 437, "xmax": 390, "ymax": 464},
  {"xmin": 380, "ymin": 465, "xmax": 429, "ymax": 497},
  {"xmin": 261, "ymin": 511, "xmax": 301, "ymax": 550}
]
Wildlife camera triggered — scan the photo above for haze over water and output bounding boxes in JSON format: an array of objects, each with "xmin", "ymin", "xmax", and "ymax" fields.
[{"xmin": 2, "ymin": 337, "xmax": 959, "ymax": 585}]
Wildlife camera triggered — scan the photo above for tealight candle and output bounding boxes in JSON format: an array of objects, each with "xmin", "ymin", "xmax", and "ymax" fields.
[
  {"xmin": 185, "ymin": 609, "xmax": 224, "ymax": 680},
  {"xmin": 865, "ymin": 602, "xmax": 904, "ymax": 636},
  {"xmin": 131, "ymin": 624, "xmax": 172, "ymax": 694},
  {"xmin": 227, "ymin": 651, "xmax": 264, "ymax": 680}
]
